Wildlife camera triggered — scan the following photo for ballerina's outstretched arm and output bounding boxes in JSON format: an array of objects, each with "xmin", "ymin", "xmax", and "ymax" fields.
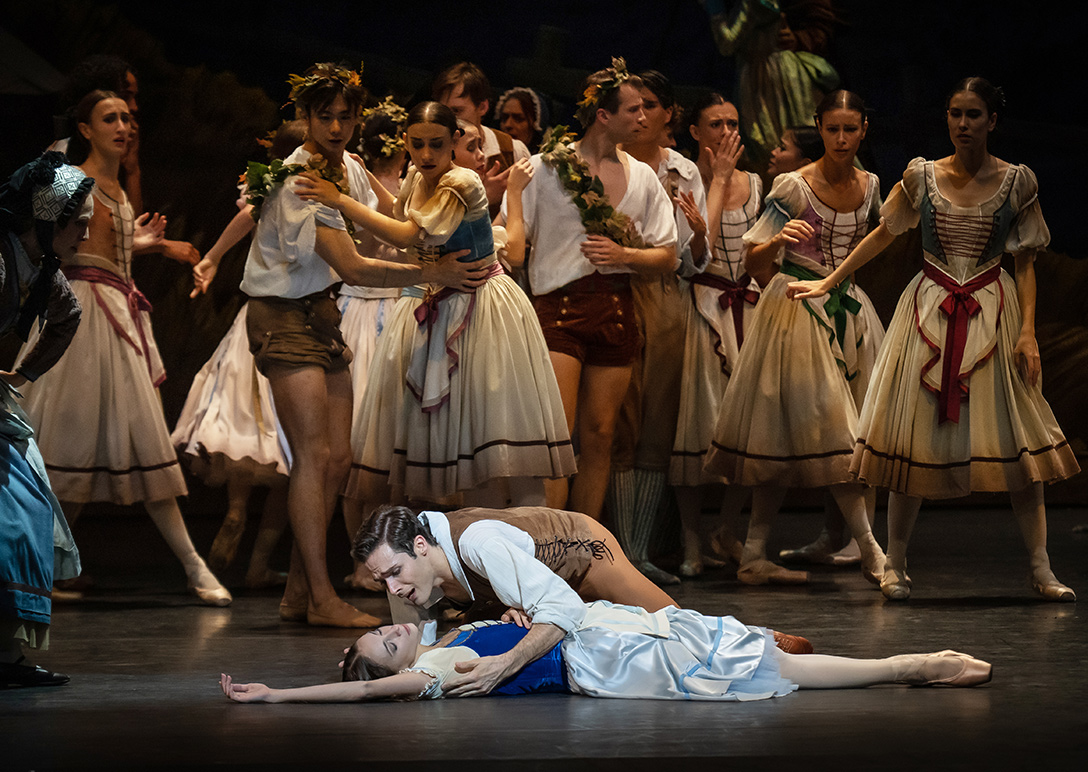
[{"xmin": 220, "ymin": 670, "xmax": 433, "ymax": 704}]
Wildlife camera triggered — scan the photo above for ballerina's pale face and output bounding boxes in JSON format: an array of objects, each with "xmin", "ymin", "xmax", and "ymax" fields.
[
  {"xmin": 816, "ymin": 107, "xmax": 866, "ymax": 164},
  {"xmin": 78, "ymin": 97, "xmax": 132, "ymax": 161},
  {"xmin": 351, "ymin": 623, "xmax": 422, "ymax": 673},
  {"xmin": 406, "ymin": 122, "xmax": 456, "ymax": 185},
  {"xmin": 305, "ymin": 94, "xmax": 359, "ymax": 159},
  {"xmin": 453, "ymin": 123, "xmax": 487, "ymax": 177},
  {"xmin": 947, "ymin": 91, "xmax": 996, "ymax": 151}
]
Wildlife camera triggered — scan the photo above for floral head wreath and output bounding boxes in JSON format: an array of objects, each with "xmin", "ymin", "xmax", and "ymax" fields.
[
  {"xmin": 285, "ymin": 62, "xmax": 364, "ymax": 107},
  {"xmin": 575, "ymin": 57, "xmax": 631, "ymax": 128},
  {"xmin": 361, "ymin": 95, "xmax": 409, "ymax": 158}
]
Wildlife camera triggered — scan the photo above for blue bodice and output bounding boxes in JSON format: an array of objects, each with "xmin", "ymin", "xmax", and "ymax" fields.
[
  {"xmin": 439, "ymin": 215, "xmax": 494, "ymax": 263},
  {"xmin": 448, "ymin": 622, "xmax": 570, "ymax": 695}
]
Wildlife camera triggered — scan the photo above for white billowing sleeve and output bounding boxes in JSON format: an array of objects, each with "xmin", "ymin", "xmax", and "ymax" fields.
[{"xmin": 457, "ymin": 521, "xmax": 588, "ymax": 632}]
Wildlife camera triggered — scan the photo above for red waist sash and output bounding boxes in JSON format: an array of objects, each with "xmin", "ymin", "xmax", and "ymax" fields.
[
  {"xmin": 921, "ymin": 261, "xmax": 1002, "ymax": 424},
  {"xmin": 62, "ymin": 265, "xmax": 162, "ymax": 385},
  {"xmin": 690, "ymin": 272, "xmax": 759, "ymax": 348}
]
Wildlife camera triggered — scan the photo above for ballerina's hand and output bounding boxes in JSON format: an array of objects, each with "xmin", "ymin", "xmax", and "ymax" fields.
[
  {"xmin": 189, "ymin": 257, "xmax": 219, "ymax": 298},
  {"xmin": 133, "ymin": 212, "xmax": 166, "ymax": 251},
  {"xmin": 785, "ymin": 279, "xmax": 829, "ymax": 300},
  {"xmin": 294, "ymin": 172, "xmax": 344, "ymax": 209},
  {"xmin": 708, "ymin": 130, "xmax": 743, "ymax": 181},
  {"xmin": 1014, "ymin": 332, "xmax": 1041, "ymax": 386},
  {"xmin": 674, "ymin": 190, "xmax": 707, "ymax": 238},
  {"xmin": 482, "ymin": 160, "xmax": 511, "ymax": 205},
  {"xmin": 776, "ymin": 218, "xmax": 815, "ymax": 246},
  {"xmin": 507, "ymin": 159, "xmax": 534, "ymax": 195},
  {"xmin": 220, "ymin": 673, "xmax": 273, "ymax": 703}
]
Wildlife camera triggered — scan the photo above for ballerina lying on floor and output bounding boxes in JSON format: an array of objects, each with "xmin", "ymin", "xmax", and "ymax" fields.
[{"xmin": 220, "ymin": 599, "xmax": 992, "ymax": 703}]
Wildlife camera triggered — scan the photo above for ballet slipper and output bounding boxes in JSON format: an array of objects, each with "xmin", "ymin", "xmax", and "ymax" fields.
[
  {"xmin": 1030, "ymin": 569, "xmax": 1076, "ymax": 602},
  {"xmin": 772, "ymin": 630, "xmax": 814, "ymax": 655},
  {"xmin": 859, "ymin": 538, "xmax": 887, "ymax": 586},
  {"xmin": 245, "ymin": 570, "xmax": 289, "ymax": 590},
  {"xmin": 880, "ymin": 563, "xmax": 912, "ymax": 601},
  {"xmin": 737, "ymin": 559, "xmax": 809, "ymax": 586},
  {"xmin": 307, "ymin": 598, "xmax": 381, "ymax": 628},
  {"xmin": 187, "ymin": 563, "xmax": 232, "ymax": 607},
  {"xmin": 278, "ymin": 602, "xmax": 307, "ymax": 622},
  {"xmin": 894, "ymin": 650, "xmax": 993, "ymax": 687}
]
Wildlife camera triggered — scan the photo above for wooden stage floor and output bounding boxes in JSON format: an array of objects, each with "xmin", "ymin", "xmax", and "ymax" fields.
[{"xmin": 4, "ymin": 505, "xmax": 1086, "ymax": 770}]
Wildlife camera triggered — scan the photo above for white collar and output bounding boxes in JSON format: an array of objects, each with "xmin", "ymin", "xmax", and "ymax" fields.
[{"xmin": 419, "ymin": 511, "xmax": 475, "ymax": 603}]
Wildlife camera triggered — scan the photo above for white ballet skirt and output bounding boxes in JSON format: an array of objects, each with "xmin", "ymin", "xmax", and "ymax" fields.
[
  {"xmin": 346, "ymin": 166, "xmax": 575, "ymax": 501},
  {"xmin": 852, "ymin": 158, "xmax": 1079, "ymax": 498},
  {"xmin": 703, "ymin": 171, "xmax": 886, "ymax": 488},
  {"xmin": 171, "ymin": 303, "xmax": 290, "ymax": 487},
  {"xmin": 17, "ymin": 188, "xmax": 186, "ymax": 504},
  {"xmin": 408, "ymin": 600, "xmax": 798, "ymax": 702}
]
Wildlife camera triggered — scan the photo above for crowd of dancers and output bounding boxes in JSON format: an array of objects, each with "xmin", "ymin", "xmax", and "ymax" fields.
[{"xmin": 0, "ymin": 39, "xmax": 1078, "ymax": 698}]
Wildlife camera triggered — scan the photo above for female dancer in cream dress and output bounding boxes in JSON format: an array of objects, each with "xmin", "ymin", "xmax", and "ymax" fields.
[
  {"xmin": 703, "ymin": 90, "xmax": 886, "ymax": 586},
  {"xmin": 18, "ymin": 90, "xmax": 230, "ymax": 605},
  {"xmin": 670, "ymin": 93, "xmax": 760, "ymax": 577},
  {"xmin": 787, "ymin": 78, "xmax": 1079, "ymax": 602}
]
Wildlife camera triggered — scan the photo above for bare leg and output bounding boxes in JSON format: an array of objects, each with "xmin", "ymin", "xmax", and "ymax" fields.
[
  {"xmin": 570, "ymin": 363, "xmax": 633, "ymax": 521},
  {"xmin": 144, "ymin": 498, "xmax": 231, "ymax": 606},
  {"xmin": 341, "ymin": 495, "xmax": 381, "ymax": 591},
  {"xmin": 578, "ymin": 518, "xmax": 677, "ymax": 611},
  {"xmin": 829, "ymin": 483, "xmax": 886, "ymax": 584},
  {"xmin": 208, "ymin": 472, "xmax": 253, "ymax": 573},
  {"xmin": 738, "ymin": 486, "xmax": 808, "ymax": 585},
  {"xmin": 245, "ymin": 480, "xmax": 289, "ymax": 589},
  {"xmin": 269, "ymin": 366, "xmax": 378, "ymax": 627},
  {"xmin": 1011, "ymin": 482, "xmax": 1075, "ymax": 601}
]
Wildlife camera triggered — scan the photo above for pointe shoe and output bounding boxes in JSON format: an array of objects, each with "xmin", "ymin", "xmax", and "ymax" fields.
[
  {"xmin": 189, "ymin": 580, "xmax": 232, "ymax": 607},
  {"xmin": 636, "ymin": 561, "xmax": 681, "ymax": 586},
  {"xmin": 278, "ymin": 602, "xmax": 307, "ymax": 622},
  {"xmin": 1030, "ymin": 571, "xmax": 1076, "ymax": 602},
  {"xmin": 737, "ymin": 559, "xmax": 809, "ymax": 586},
  {"xmin": 860, "ymin": 543, "xmax": 887, "ymax": 586},
  {"xmin": 896, "ymin": 650, "xmax": 993, "ymax": 687},
  {"xmin": 307, "ymin": 598, "xmax": 381, "ymax": 628},
  {"xmin": 880, "ymin": 564, "xmax": 912, "ymax": 601},
  {"xmin": 825, "ymin": 539, "xmax": 862, "ymax": 567},
  {"xmin": 772, "ymin": 630, "xmax": 814, "ymax": 655}
]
